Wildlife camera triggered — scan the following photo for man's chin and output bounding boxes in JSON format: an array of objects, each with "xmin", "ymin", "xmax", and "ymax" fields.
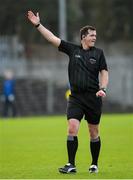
[{"xmin": 90, "ymin": 44, "xmax": 95, "ymax": 47}]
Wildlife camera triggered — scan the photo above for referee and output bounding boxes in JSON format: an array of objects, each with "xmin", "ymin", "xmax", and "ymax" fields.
[{"xmin": 27, "ymin": 11, "xmax": 109, "ymax": 174}]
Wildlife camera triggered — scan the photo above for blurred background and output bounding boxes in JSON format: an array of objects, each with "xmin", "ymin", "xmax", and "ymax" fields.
[{"xmin": 0, "ymin": 0, "xmax": 133, "ymax": 117}]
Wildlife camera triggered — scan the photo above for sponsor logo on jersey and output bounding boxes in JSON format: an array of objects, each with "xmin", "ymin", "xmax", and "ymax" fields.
[
  {"xmin": 89, "ymin": 58, "xmax": 96, "ymax": 64},
  {"xmin": 75, "ymin": 54, "xmax": 81, "ymax": 58}
]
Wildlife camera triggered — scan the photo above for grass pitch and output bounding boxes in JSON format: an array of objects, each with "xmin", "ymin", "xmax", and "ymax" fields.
[{"xmin": 0, "ymin": 114, "xmax": 133, "ymax": 179}]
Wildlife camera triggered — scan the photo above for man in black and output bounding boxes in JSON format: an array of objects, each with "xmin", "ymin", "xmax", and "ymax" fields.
[{"xmin": 27, "ymin": 11, "xmax": 109, "ymax": 174}]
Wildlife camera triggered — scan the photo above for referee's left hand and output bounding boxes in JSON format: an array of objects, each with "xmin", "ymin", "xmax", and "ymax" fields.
[{"xmin": 96, "ymin": 90, "xmax": 106, "ymax": 98}]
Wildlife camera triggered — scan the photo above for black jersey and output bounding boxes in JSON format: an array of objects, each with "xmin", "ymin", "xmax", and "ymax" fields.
[{"xmin": 58, "ymin": 40, "xmax": 108, "ymax": 93}]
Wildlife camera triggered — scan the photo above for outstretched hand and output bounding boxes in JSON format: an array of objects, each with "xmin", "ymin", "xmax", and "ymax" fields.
[{"xmin": 27, "ymin": 11, "xmax": 40, "ymax": 26}]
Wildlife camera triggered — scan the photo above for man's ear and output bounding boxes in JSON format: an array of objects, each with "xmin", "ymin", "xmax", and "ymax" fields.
[{"xmin": 82, "ymin": 35, "xmax": 85, "ymax": 39}]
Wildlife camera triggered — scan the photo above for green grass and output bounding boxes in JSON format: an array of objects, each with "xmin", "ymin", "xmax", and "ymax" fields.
[{"xmin": 0, "ymin": 114, "xmax": 133, "ymax": 179}]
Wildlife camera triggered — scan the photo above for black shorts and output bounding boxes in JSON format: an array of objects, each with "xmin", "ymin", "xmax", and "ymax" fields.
[{"xmin": 67, "ymin": 92, "xmax": 102, "ymax": 125}]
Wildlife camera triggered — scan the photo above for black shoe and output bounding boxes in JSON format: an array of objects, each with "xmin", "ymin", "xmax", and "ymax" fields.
[
  {"xmin": 58, "ymin": 163, "xmax": 76, "ymax": 174},
  {"xmin": 89, "ymin": 165, "xmax": 99, "ymax": 173}
]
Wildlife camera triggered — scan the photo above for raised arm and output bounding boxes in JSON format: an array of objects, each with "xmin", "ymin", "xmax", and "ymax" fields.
[{"xmin": 27, "ymin": 11, "xmax": 61, "ymax": 47}]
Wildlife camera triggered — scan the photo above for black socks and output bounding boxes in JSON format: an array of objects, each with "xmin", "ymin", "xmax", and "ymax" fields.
[
  {"xmin": 66, "ymin": 136, "xmax": 101, "ymax": 166},
  {"xmin": 90, "ymin": 136, "xmax": 101, "ymax": 166},
  {"xmin": 67, "ymin": 135, "xmax": 78, "ymax": 166}
]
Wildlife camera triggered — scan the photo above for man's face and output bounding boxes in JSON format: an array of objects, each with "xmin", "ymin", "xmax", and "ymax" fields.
[{"xmin": 83, "ymin": 29, "xmax": 97, "ymax": 47}]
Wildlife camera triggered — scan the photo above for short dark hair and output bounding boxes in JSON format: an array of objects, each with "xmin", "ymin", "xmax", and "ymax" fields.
[{"xmin": 80, "ymin": 25, "xmax": 96, "ymax": 40}]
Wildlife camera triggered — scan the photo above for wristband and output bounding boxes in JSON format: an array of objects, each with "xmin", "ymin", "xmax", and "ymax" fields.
[
  {"xmin": 35, "ymin": 23, "xmax": 40, "ymax": 28},
  {"xmin": 100, "ymin": 87, "xmax": 106, "ymax": 93}
]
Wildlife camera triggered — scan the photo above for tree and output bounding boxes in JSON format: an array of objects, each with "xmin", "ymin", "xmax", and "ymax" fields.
[{"xmin": 0, "ymin": 0, "xmax": 132, "ymax": 43}]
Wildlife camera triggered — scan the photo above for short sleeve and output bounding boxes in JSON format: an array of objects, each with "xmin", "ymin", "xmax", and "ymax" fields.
[
  {"xmin": 58, "ymin": 40, "xmax": 76, "ymax": 56},
  {"xmin": 99, "ymin": 50, "xmax": 108, "ymax": 71}
]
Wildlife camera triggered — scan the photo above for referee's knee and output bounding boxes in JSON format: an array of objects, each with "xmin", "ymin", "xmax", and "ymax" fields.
[
  {"xmin": 68, "ymin": 119, "xmax": 79, "ymax": 136},
  {"xmin": 89, "ymin": 125, "xmax": 99, "ymax": 139},
  {"xmin": 68, "ymin": 125, "xmax": 78, "ymax": 136}
]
